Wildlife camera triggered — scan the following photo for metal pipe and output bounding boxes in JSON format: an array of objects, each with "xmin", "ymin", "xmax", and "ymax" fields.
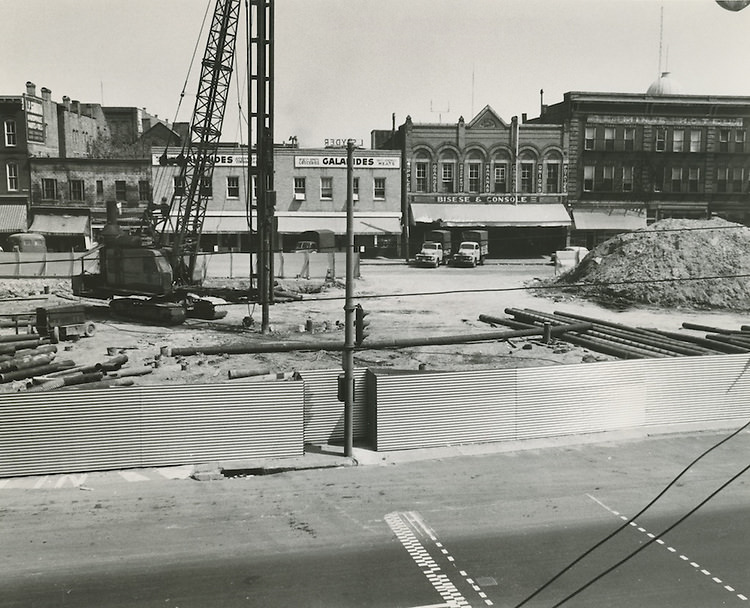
[
  {"xmin": 227, "ymin": 367, "xmax": 271, "ymax": 380},
  {"xmin": 0, "ymin": 360, "xmax": 76, "ymax": 383}
]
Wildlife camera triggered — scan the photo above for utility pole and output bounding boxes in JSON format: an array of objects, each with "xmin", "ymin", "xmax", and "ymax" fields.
[{"xmin": 342, "ymin": 139, "xmax": 356, "ymax": 457}]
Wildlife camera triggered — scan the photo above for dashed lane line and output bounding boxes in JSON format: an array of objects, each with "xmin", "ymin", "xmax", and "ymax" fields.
[{"xmin": 587, "ymin": 494, "xmax": 748, "ymax": 602}]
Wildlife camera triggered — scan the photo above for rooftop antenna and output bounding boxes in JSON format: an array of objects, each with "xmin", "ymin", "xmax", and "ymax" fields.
[
  {"xmin": 657, "ymin": 3, "xmax": 664, "ymax": 77},
  {"xmin": 430, "ymin": 99, "xmax": 450, "ymax": 123},
  {"xmin": 471, "ymin": 64, "xmax": 475, "ymax": 117}
]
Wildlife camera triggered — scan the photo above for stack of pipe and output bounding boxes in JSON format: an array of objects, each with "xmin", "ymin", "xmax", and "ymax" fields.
[{"xmin": 479, "ymin": 309, "xmax": 736, "ymax": 360}]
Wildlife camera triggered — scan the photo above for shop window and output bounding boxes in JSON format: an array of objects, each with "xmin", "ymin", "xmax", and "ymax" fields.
[
  {"xmin": 545, "ymin": 163, "xmax": 560, "ymax": 192},
  {"xmin": 672, "ymin": 129, "xmax": 684, "ymax": 153},
  {"xmin": 320, "ymin": 176, "xmax": 333, "ymax": 200},
  {"xmin": 671, "ymin": 167, "xmax": 683, "ymax": 193},
  {"xmin": 602, "ymin": 165, "xmax": 614, "ymax": 190},
  {"xmin": 655, "ymin": 127, "xmax": 666, "ymax": 152},
  {"xmin": 4, "ymin": 119, "xmax": 16, "ymax": 147},
  {"xmin": 493, "ymin": 164, "xmax": 507, "ymax": 193},
  {"xmin": 293, "ymin": 177, "xmax": 306, "ymax": 200},
  {"xmin": 622, "ymin": 166, "xmax": 634, "ymax": 192},
  {"xmin": 173, "ymin": 176, "xmax": 185, "ymax": 196},
  {"xmin": 70, "ymin": 179, "xmax": 85, "ymax": 202},
  {"xmin": 584, "ymin": 127, "xmax": 595, "ymax": 151},
  {"xmin": 688, "ymin": 168, "xmax": 700, "ymax": 193},
  {"xmin": 441, "ymin": 162, "xmax": 454, "ymax": 193},
  {"xmin": 604, "ymin": 127, "xmax": 615, "ymax": 151},
  {"xmin": 115, "ymin": 180, "xmax": 127, "ymax": 200},
  {"xmin": 583, "ymin": 166, "xmax": 594, "ymax": 192},
  {"xmin": 226, "ymin": 176, "xmax": 240, "ymax": 199},
  {"xmin": 468, "ymin": 162, "xmax": 481, "ymax": 193},
  {"xmin": 690, "ymin": 130, "xmax": 702, "ymax": 153},
  {"xmin": 139, "ymin": 180, "xmax": 151, "ymax": 202},
  {"xmin": 373, "ymin": 177, "xmax": 386, "ymax": 199},
  {"xmin": 624, "ymin": 128, "xmax": 635, "ymax": 152},
  {"xmin": 415, "ymin": 161, "xmax": 428, "ymax": 192},
  {"xmin": 41, "ymin": 178, "xmax": 57, "ymax": 200},
  {"xmin": 6, "ymin": 162, "xmax": 18, "ymax": 191}
]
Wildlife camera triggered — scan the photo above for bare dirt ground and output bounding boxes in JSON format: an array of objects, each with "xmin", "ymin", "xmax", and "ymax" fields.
[{"xmin": 3, "ymin": 257, "xmax": 750, "ymax": 393}]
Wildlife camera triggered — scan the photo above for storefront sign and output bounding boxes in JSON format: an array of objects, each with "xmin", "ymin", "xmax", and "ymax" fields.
[
  {"xmin": 588, "ymin": 115, "xmax": 743, "ymax": 127},
  {"xmin": 24, "ymin": 95, "xmax": 45, "ymax": 143},
  {"xmin": 152, "ymin": 153, "xmax": 255, "ymax": 167},
  {"xmin": 294, "ymin": 156, "xmax": 400, "ymax": 168}
]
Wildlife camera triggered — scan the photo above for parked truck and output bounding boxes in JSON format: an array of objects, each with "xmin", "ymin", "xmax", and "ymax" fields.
[
  {"xmin": 293, "ymin": 229, "xmax": 336, "ymax": 253},
  {"xmin": 414, "ymin": 229, "xmax": 452, "ymax": 268},
  {"xmin": 452, "ymin": 229, "xmax": 488, "ymax": 267}
]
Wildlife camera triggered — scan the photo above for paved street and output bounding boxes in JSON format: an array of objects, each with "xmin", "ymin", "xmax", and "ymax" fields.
[{"xmin": 2, "ymin": 428, "xmax": 749, "ymax": 607}]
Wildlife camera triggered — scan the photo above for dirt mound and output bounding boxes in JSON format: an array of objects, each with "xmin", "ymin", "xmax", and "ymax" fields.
[{"xmin": 552, "ymin": 217, "xmax": 750, "ymax": 310}]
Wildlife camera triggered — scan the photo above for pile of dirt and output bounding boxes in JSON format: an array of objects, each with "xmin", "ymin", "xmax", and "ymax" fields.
[{"xmin": 551, "ymin": 217, "xmax": 750, "ymax": 311}]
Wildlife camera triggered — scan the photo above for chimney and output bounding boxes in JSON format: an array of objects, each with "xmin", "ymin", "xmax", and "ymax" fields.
[
  {"xmin": 521, "ymin": 112, "xmax": 527, "ymax": 123},
  {"xmin": 25, "ymin": 81, "xmax": 36, "ymax": 96},
  {"xmin": 540, "ymin": 88, "xmax": 544, "ymax": 115},
  {"xmin": 41, "ymin": 87, "xmax": 51, "ymax": 101},
  {"xmin": 62, "ymin": 96, "xmax": 71, "ymax": 111},
  {"xmin": 71, "ymin": 100, "xmax": 80, "ymax": 114}
]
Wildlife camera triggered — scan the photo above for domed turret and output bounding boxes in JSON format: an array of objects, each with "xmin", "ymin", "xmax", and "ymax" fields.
[{"xmin": 647, "ymin": 71, "xmax": 684, "ymax": 95}]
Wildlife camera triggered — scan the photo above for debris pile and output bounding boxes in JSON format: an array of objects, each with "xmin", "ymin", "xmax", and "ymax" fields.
[{"xmin": 551, "ymin": 218, "xmax": 750, "ymax": 310}]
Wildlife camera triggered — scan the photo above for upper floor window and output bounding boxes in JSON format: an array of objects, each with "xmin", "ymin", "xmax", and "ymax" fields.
[
  {"xmin": 320, "ymin": 176, "xmax": 333, "ymax": 200},
  {"xmin": 493, "ymin": 164, "xmax": 507, "ymax": 193},
  {"xmin": 622, "ymin": 166, "xmax": 634, "ymax": 192},
  {"xmin": 373, "ymin": 177, "xmax": 386, "ymax": 199},
  {"xmin": 415, "ymin": 161, "xmax": 428, "ymax": 192},
  {"xmin": 520, "ymin": 162, "xmax": 534, "ymax": 193},
  {"xmin": 173, "ymin": 176, "xmax": 185, "ymax": 196},
  {"xmin": 294, "ymin": 177, "xmax": 306, "ymax": 200},
  {"xmin": 602, "ymin": 165, "xmax": 614, "ymax": 190},
  {"xmin": 736, "ymin": 130, "xmax": 746, "ymax": 153},
  {"xmin": 716, "ymin": 167, "xmax": 728, "ymax": 193},
  {"xmin": 226, "ymin": 176, "xmax": 240, "ymax": 199},
  {"xmin": 732, "ymin": 167, "xmax": 744, "ymax": 191},
  {"xmin": 96, "ymin": 180, "xmax": 104, "ymax": 197},
  {"xmin": 41, "ymin": 178, "xmax": 57, "ymax": 200},
  {"xmin": 690, "ymin": 130, "xmax": 702, "ymax": 153},
  {"xmin": 655, "ymin": 127, "xmax": 666, "ymax": 152},
  {"xmin": 200, "ymin": 177, "xmax": 212, "ymax": 197},
  {"xmin": 719, "ymin": 129, "xmax": 730, "ymax": 152},
  {"xmin": 671, "ymin": 167, "xmax": 683, "ymax": 193},
  {"xmin": 584, "ymin": 127, "xmax": 595, "ymax": 151},
  {"xmin": 70, "ymin": 179, "xmax": 85, "ymax": 202},
  {"xmin": 467, "ymin": 162, "xmax": 481, "ymax": 193},
  {"xmin": 139, "ymin": 180, "xmax": 151, "ymax": 202},
  {"xmin": 583, "ymin": 165, "xmax": 594, "ymax": 192},
  {"xmin": 624, "ymin": 128, "xmax": 635, "ymax": 152},
  {"xmin": 4, "ymin": 120, "xmax": 17, "ymax": 147},
  {"xmin": 440, "ymin": 162, "xmax": 455, "ymax": 193},
  {"xmin": 688, "ymin": 167, "xmax": 700, "ymax": 193},
  {"xmin": 653, "ymin": 168, "xmax": 663, "ymax": 192},
  {"xmin": 352, "ymin": 177, "xmax": 360, "ymax": 200},
  {"xmin": 672, "ymin": 129, "xmax": 684, "ymax": 153},
  {"xmin": 604, "ymin": 127, "xmax": 615, "ymax": 151},
  {"xmin": 545, "ymin": 162, "xmax": 560, "ymax": 193},
  {"xmin": 6, "ymin": 162, "xmax": 18, "ymax": 191},
  {"xmin": 115, "ymin": 180, "xmax": 127, "ymax": 200}
]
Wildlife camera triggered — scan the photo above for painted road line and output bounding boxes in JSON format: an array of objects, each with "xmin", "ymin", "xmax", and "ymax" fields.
[
  {"xmin": 119, "ymin": 470, "xmax": 150, "ymax": 482},
  {"xmin": 55, "ymin": 474, "xmax": 87, "ymax": 488},
  {"xmin": 588, "ymin": 494, "xmax": 748, "ymax": 603}
]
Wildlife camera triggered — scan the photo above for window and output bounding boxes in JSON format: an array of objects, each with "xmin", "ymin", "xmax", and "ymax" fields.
[
  {"xmin": 70, "ymin": 179, "xmax": 85, "ymax": 201},
  {"xmin": 226, "ymin": 176, "xmax": 240, "ymax": 198},
  {"xmin": 584, "ymin": 127, "xmax": 595, "ymax": 150},
  {"xmin": 173, "ymin": 176, "xmax": 185, "ymax": 196},
  {"xmin": 624, "ymin": 128, "xmax": 635, "ymax": 152},
  {"xmin": 604, "ymin": 127, "xmax": 615, "ymax": 151},
  {"xmin": 352, "ymin": 177, "xmax": 360, "ymax": 200},
  {"xmin": 6, "ymin": 162, "xmax": 18, "ymax": 191},
  {"xmin": 716, "ymin": 167, "xmax": 728, "ymax": 193},
  {"xmin": 115, "ymin": 180, "xmax": 127, "ymax": 200},
  {"xmin": 732, "ymin": 167, "xmax": 744, "ymax": 192},
  {"xmin": 736, "ymin": 130, "xmax": 746, "ymax": 153},
  {"xmin": 672, "ymin": 129, "xmax": 684, "ymax": 153},
  {"xmin": 719, "ymin": 129, "xmax": 730, "ymax": 152},
  {"xmin": 545, "ymin": 162, "xmax": 560, "ymax": 192},
  {"xmin": 671, "ymin": 167, "xmax": 683, "ymax": 193},
  {"xmin": 653, "ymin": 168, "xmax": 663, "ymax": 192},
  {"xmin": 520, "ymin": 162, "xmax": 534, "ymax": 193},
  {"xmin": 4, "ymin": 120, "xmax": 16, "ymax": 147},
  {"xmin": 655, "ymin": 127, "xmax": 666, "ymax": 152},
  {"xmin": 41, "ymin": 178, "xmax": 57, "ymax": 200},
  {"xmin": 320, "ymin": 176, "xmax": 333, "ymax": 199},
  {"xmin": 690, "ymin": 130, "xmax": 702, "ymax": 153},
  {"xmin": 251, "ymin": 176, "xmax": 257, "ymax": 201},
  {"xmin": 138, "ymin": 180, "xmax": 151, "ymax": 202},
  {"xmin": 602, "ymin": 165, "xmax": 614, "ymax": 190},
  {"xmin": 373, "ymin": 177, "xmax": 386, "ymax": 199},
  {"xmin": 200, "ymin": 177, "xmax": 212, "ymax": 197},
  {"xmin": 688, "ymin": 168, "xmax": 700, "ymax": 193},
  {"xmin": 293, "ymin": 177, "xmax": 306, "ymax": 200},
  {"xmin": 493, "ymin": 164, "xmax": 507, "ymax": 193},
  {"xmin": 468, "ymin": 162, "xmax": 481, "ymax": 193},
  {"xmin": 96, "ymin": 180, "xmax": 104, "ymax": 196},
  {"xmin": 415, "ymin": 161, "xmax": 428, "ymax": 192},
  {"xmin": 622, "ymin": 166, "xmax": 634, "ymax": 192},
  {"xmin": 441, "ymin": 162, "xmax": 455, "ymax": 193},
  {"xmin": 583, "ymin": 166, "xmax": 594, "ymax": 192}
]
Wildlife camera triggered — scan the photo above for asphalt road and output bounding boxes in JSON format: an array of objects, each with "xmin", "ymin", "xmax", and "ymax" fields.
[{"xmin": 2, "ymin": 429, "xmax": 750, "ymax": 607}]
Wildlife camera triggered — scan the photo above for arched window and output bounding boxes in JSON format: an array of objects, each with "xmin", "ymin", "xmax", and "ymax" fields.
[
  {"xmin": 439, "ymin": 151, "xmax": 458, "ymax": 194},
  {"xmin": 465, "ymin": 151, "xmax": 484, "ymax": 194},
  {"xmin": 491, "ymin": 151, "xmax": 511, "ymax": 193},
  {"xmin": 414, "ymin": 151, "xmax": 431, "ymax": 193}
]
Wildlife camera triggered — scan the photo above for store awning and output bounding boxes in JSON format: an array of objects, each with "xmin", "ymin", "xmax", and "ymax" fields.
[
  {"xmin": 410, "ymin": 203, "xmax": 571, "ymax": 227},
  {"xmin": 29, "ymin": 214, "xmax": 89, "ymax": 235},
  {"xmin": 276, "ymin": 213, "xmax": 401, "ymax": 235},
  {"xmin": 0, "ymin": 204, "xmax": 28, "ymax": 232},
  {"xmin": 572, "ymin": 208, "xmax": 647, "ymax": 231},
  {"xmin": 201, "ymin": 214, "xmax": 255, "ymax": 234}
]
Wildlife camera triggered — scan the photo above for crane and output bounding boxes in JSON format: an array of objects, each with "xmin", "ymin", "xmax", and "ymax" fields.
[{"xmin": 73, "ymin": 0, "xmax": 274, "ymax": 325}]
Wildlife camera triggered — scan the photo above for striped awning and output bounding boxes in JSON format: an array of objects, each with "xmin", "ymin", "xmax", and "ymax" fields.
[
  {"xmin": 573, "ymin": 208, "xmax": 647, "ymax": 231},
  {"xmin": 29, "ymin": 214, "xmax": 90, "ymax": 235},
  {"xmin": 410, "ymin": 203, "xmax": 571, "ymax": 227},
  {"xmin": 0, "ymin": 203, "xmax": 28, "ymax": 232}
]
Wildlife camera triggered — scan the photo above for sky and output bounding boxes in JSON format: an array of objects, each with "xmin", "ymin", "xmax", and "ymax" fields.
[{"xmin": 3, "ymin": 0, "xmax": 750, "ymax": 149}]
